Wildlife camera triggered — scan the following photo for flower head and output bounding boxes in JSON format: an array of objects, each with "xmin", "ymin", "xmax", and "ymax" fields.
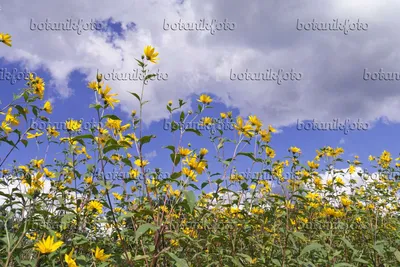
[
  {"xmin": 65, "ymin": 249, "xmax": 78, "ymax": 267},
  {"xmin": 92, "ymin": 246, "xmax": 111, "ymax": 261},
  {"xmin": 43, "ymin": 101, "xmax": 53, "ymax": 114},
  {"xmin": 34, "ymin": 236, "xmax": 63, "ymax": 254},
  {"xmin": 198, "ymin": 94, "xmax": 212, "ymax": 104},
  {"xmin": 0, "ymin": 33, "xmax": 12, "ymax": 47},
  {"xmin": 143, "ymin": 45, "xmax": 159, "ymax": 64}
]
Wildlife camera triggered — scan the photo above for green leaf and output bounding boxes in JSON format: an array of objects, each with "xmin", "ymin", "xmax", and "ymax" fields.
[
  {"xmin": 133, "ymin": 255, "xmax": 150, "ymax": 261},
  {"xmin": 139, "ymin": 135, "xmax": 155, "ymax": 147},
  {"xmin": 61, "ymin": 214, "xmax": 75, "ymax": 226},
  {"xmin": 163, "ymin": 145, "xmax": 175, "ymax": 153},
  {"xmin": 353, "ymin": 258, "xmax": 369, "ymax": 264},
  {"xmin": 135, "ymin": 59, "xmax": 145, "ymax": 67},
  {"xmin": 72, "ymin": 235, "xmax": 88, "ymax": 245},
  {"xmin": 372, "ymin": 244, "xmax": 384, "ymax": 257},
  {"xmin": 271, "ymin": 259, "xmax": 281, "ymax": 266},
  {"xmin": 236, "ymin": 152, "xmax": 262, "ymax": 162},
  {"xmin": 14, "ymin": 105, "xmax": 27, "ymax": 122},
  {"xmin": 72, "ymin": 134, "xmax": 94, "ymax": 141},
  {"xmin": 89, "ymin": 103, "xmax": 103, "ymax": 110},
  {"xmin": 170, "ymin": 172, "xmax": 182, "ymax": 180},
  {"xmin": 184, "ymin": 190, "xmax": 196, "ymax": 213},
  {"xmin": 395, "ymin": 250, "xmax": 400, "ymax": 262},
  {"xmin": 291, "ymin": 231, "xmax": 307, "ymax": 242},
  {"xmin": 185, "ymin": 128, "xmax": 202, "ymax": 136},
  {"xmin": 340, "ymin": 237, "xmax": 355, "ymax": 251},
  {"xmin": 135, "ymin": 223, "xmax": 159, "ymax": 242},
  {"xmin": 101, "ymin": 114, "xmax": 120, "ymax": 121},
  {"xmin": 21, "ymin": 139, "xmax": 28, "ymax": 147},
  {"xmin": 103, "ymin": 145, "xmax": 123, "ymax": 154},
  {"xmin": 170, "ymin": 153, "xmax": 181, "ymax": 166},
  {"xmin": 300, "ymin": 243, "xmax": 323, "ymax": 257},
  {"xmin": 167, "ymin": 252, "xmax": 189, "ymax": 267},
  {"xmin": 129, "ymin": 92, "xmax": 141, "ymax": 102}
]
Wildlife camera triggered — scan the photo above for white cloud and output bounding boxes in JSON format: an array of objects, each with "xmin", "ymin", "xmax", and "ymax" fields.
[{"xmin": 1, "ymin": 0, "xmax": 400, "ymax": 128}]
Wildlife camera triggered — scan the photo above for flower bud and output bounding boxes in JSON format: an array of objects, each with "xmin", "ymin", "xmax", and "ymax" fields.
[
  {"xmin": 131, "ymin": 110, "xmax": 136, "ymax": 117},
  {"xmin": 96, "ymin": 72, "xmax": 103, "ymax": 83}
]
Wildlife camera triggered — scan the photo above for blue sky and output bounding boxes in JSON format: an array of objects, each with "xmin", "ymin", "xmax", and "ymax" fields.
[{"xmin": 2, "ymin": 0, "xmax": 400, "ymax": 195}]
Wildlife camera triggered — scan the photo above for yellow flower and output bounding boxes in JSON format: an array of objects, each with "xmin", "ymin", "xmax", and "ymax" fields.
[
  {"xmin": 87, "ymin": 200, "xmax": 103, "ymax": 214},
  {"xmin": 0, "ymin": 33, "xmax": 12, "ymax": 47},
  {"xmin": 348, "ymin": 165, "xmax": 356, "ymax": 174},
  {"xmin": 31, "ymin": 158, "xmax": 44, "ymax": 169},
  {"xmin": 249, "ymin": 258, "xmax": 257, "ymax": 264},
  {"xmin": 93, "ymin": 246, "xmax": 111, "ymax": 261},
  {"xmin": 265, "ymin": 147, "xmax": 276, "ymax": 158},
  {"xmin": 182, "ymin": 167, "xmax": 197, "ymax": 182},
  {"xmin": 99, "ymin": 85, "xmax": 120, "ymax": 109},
  {"xmin": 27, "ymin": 131, "xmax": 43, "ymax": 139},
  {"xmin": 170, "ymin": 239, "xmax": 180, "ymax": 247},
  {"xmin": 268, "ymin": 125, "xmax": 277, "ymax": 133},
  {"xmin": 335, "ymin": 177, "xmax": 345, "ymax": 186},
  {"xmin": 289, "ymin": 146, "xmax": 301, "ymax": 154},
  {"xmin": 307, "ymin": 161, "xmax": 319, "ymax": 169},
  {"xmin": 19, "ymin": 165, "xmax": 29, "ymax": 173},
  {"xmin": 285, "ymin": 200, "xmax": 294, "ymax": 209},
  {"xmin": 199, "ymin": 148, "xmax": 208, "ymax": 156},
  {"xmin": 250, "ymin": 207, "xmax": 264, "ymax": 215},
  {"xmin": 305, "ymin": 192, "xmax": 320, "ymax": 202},
  {"xmin": 26, "ymin": 232, "xmax": 38, "ymax": 240},
  {"xmin": 112, "ymin": 192, "xmax": 123, "ymax": 201},
  {"xmin": 43, "ymin": 167, "xmax": 56, "ymax": 178},
  {"xmin": 28, "ymin": 75, "xmax": 46, "ymax": 99},
  {"xmin": 220, "ymin": 112, "xmax": 227, "ymax": 119},
  {"xmin": 5, "ymin": 107, "xmax": 19, "ymax": 126},
  {"xmin": 84, "ymin": 176, "xmax": 93, "ymax": 184},
  {"xmin": 314, "ymin": 177, "xmax": 323, "ymax": 190},
  {"xmin": 248, "ymin": 115, "xmax": 262, "ymax": 128},
  {"xmin": 43, "ymin": 101, "xmax": 53, "ymax": 114},
  {"xmin": 143, "ymin": 45, "xmax": 159, "ymax": 64},
  {"xmin": 198, "ymin": 94, "xmax": 213, "ymax": 104},
  {"xmin": 66, "ymin": 119, "xmax": 82, "ymax": 132},
  {"xmin": 34, "ymin": 236, "xmax": 63, "ymax": 254},
  {"xmin": 234, "ymin": 116, "xmax": 254, "ymax": 138},
  {"xmin": 134, "ymin": 159, "xmax": 149, "ymax": 167},
  {"xmin": 46, "ymin": 126, "xmax": 60, "ymax": 138},
  {"xmin": 200, "ymin": 117, "xmax": 213, "ymax": 126},
  {"xmin": 1, "ymin": 121, "xmax": 12, "ymax": 134},
  {"xmin": 179, "ymin": 147, "xmax": 192, "ymax": 156},
  {"xmin": 65, "ymin": 249, "xmax": 78, "ymax": 267},
  {"xmin": 368, "ymin": 155, "xmax": 375, "ymax": 161},
  {"xmin": 378, "ymin": 150, "xmax": 392, "ymax": 168},
  {"xmin": 129, "ymin": 168, "xmax": 139, "ymax": 179},
  {"xmin": 340, "ymin": 196, "xmax": 352, "ymax": 207}
]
